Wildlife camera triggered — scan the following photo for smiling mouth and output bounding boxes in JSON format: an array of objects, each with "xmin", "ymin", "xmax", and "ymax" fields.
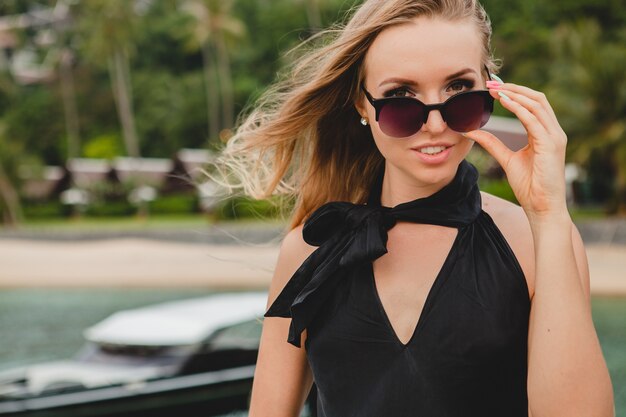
[{"xmin": 415, "ymin": 145, "xmax": 450, "ymax": 155}]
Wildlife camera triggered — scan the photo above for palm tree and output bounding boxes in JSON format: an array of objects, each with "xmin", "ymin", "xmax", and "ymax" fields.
[
  {"xmin": 545, "ymin": 19, "xmax": 626, "ymax": 213},
  {"xmin": 57, "ymin": 47, "xmax": 81, "ymax": 160},
  {"xmin": 305, "ymin": 0, "xmax": 327, "ymax": 31},
  {"xmin": 0, "ymin": 0, "xmax": 81, "ymax": 161},
  {"xmin": 0, "ymin": 162, "xmax": 22, "ymax": 227},
  {"xmin": 304, "ymin": 0, "xmax": 322, "ymax": 31},
  {"xmin": 0, "ymin": 48, "xmax": 23, "ymax": 226},
  {"xmin": 77, "ymin": 0, "xmax": 141, "ymax": 157},
  {"xmin": 0, "ymin": 119, "xmax": 24, "ymax": 227},
  {"xmin": 180, "ymin": 0, "xmax": 245, "ymax": 141}
]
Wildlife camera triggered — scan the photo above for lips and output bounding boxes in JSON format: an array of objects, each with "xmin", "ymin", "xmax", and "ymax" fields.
[{"xmin": 411, "ymin": 143, "xmax": 454, "ymax": 155}]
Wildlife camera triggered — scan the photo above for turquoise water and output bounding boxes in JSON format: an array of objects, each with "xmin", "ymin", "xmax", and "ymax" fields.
[
  {"xmin": 0, "ymin": 289, "xmax": 623, "ymax": 416},
  {"xmin": 0, "ymin": 289, "xmax": 215, "ymax": 368},
  {"xmin": 590, "ymin": 296, "xmax": 626, "ymax": 413}
]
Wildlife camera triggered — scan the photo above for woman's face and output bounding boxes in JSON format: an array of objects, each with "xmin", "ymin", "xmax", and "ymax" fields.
[{"xmin": 356, "ymin": 16, "xmax": 486, "ymax": 192}]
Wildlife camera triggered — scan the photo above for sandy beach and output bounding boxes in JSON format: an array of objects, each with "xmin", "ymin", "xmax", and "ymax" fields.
[
  {"xmin": 0, "ymin": 239, "xmax": 278, "ymax": 289},
  {"xmin": 0, "ymin": 239, "xmax": 624, "ymax": 295}
]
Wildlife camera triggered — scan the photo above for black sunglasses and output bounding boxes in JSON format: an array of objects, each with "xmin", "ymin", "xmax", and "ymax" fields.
[{"xmin": 360, "ymin": 67, "xmax": 495, "ymax": 137}]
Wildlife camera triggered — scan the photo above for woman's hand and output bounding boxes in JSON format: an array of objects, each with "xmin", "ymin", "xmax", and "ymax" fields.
[{"xmin": 465, "ymin": 82, "xmax": 569, "ymax": 223}]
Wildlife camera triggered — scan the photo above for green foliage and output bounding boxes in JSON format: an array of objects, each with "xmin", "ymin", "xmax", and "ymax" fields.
[
  {"xmin": 0, "ymin": 124, "xmax": 27, "ymax": 188},
  {"xmin": 216, "ymin": 196, "xmax": 285, "ymax": 220},
  {"xmin": 149, "ymin": 194, "xmax": 199, "ymax": 215},
  {"xmin": 3, "ymin": 86, "xmax": 65, "ymax": 165},
  {"xmin": 22, "ymin": 194, "xmax": 202, "ymax": 219},
  {"xmin": 82, "ymin": 134, "xmax": 124, "ymax": 160},
  {"xmin": 3, "ymin": 0, "xmax": 626, "ymax": 219},
  {"xmin": 21, "ymin": 200, "xmax": 68, "ymax": 219},
  {"xmin": 542, "ymin": 19, "xmax": 626, "ymax": 211},
  {"xmin": 479, "ymin": 179, "xmax": 519, "ymax": 205},
  {"xmin": 0, "ymin": 0, "xmax": 50, "ymax": 15},
  {"xmin": 75, "ymin": 0, "xmax": 142, "ymax": 64},
  {"xmin": 85, "ymin": 199, "xmax": 135, "ymax": 217},
  {"xmin": 132, "ymin": 70, "xmax": 209, "ymax": 156}
]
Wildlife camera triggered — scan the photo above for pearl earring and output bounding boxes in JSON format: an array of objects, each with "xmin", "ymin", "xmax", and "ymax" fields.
[{"xmin": 360, "ymin": 117, "xmax": 369, "ymax": 126}]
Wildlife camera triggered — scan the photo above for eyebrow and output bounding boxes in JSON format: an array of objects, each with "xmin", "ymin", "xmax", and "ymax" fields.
[{"xmin": 378, "ymin": 68, "xmax": 478, "ymax": 88}]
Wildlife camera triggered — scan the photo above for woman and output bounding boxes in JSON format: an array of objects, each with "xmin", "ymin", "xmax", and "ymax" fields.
[{"xmin": 213, "ymin": 0, "xmax": 615, "ymax": 415}]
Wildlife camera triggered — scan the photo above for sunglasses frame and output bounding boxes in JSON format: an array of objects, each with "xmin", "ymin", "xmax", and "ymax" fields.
[{"xmin": 360, "ymin": 66, "xmax": 495, "ymax": 136}]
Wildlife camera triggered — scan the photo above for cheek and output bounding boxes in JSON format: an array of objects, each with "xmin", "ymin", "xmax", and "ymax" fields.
[
  {"xmin": 369, "ymin": 128, "xmax": 401, "ymax": 159},
  {"xmin": 458, "ymin": 137, "xmax": 475, "ymax": 157}
]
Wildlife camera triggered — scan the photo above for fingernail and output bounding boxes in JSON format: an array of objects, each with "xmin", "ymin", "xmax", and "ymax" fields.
[
  {"xmin": 490, "ymin": 73, "xmax": 504, "ymax": 83},
  {"xmin": 498, "ymin": 91, "xmax": 511, "ymax": 101},
  {"xmin": 486, "ymin": 81, "xmax": 503, "ymax": 89}
]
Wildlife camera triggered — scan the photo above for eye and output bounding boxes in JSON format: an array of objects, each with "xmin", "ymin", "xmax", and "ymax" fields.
[
  {"xmin": 447, "ymin": 79, "xmax": 475, "ymax": 93},
  {"xmin": 383, "ymin": 87, "xmax": 413, "ymax": 98}
]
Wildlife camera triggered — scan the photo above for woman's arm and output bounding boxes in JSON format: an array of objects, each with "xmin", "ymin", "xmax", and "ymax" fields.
[
  {"xmin": 526, "ymin": 211, "xmax": 613, "ymax": 417},
  {"xmin": 248, "ymin": 225, "xmax": 316, "ymax": 417},
  {"xmin": 468, "ymin": 84, "xmax": 614, "ymax": 417}
]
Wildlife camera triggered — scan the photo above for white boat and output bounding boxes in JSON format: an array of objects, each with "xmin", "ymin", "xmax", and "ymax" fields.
[{"xmin": 0, "ymin": 291, "xmax": 294, "ymax": 417}]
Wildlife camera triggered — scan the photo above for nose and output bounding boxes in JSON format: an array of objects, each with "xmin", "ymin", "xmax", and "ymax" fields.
[{"xmin": 421, "ymin": 107, "xmax": 447, "ymax": 134}]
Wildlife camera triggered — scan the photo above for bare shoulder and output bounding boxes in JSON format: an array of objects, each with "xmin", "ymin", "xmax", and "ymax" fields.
[
  {"xmin": 480, "ymin": 191, "xmax": 529, "ymax": 231},
  {"xmin": 480, "ymin": 191, "xmax": 535, "ymax": 298},
  {"xmin": 249, "ymin": 223, "xmax": 317, "ymax": 415},
  {"xmin": 267, "ymin": 224, "xmax": 318, "ymax": 305}
]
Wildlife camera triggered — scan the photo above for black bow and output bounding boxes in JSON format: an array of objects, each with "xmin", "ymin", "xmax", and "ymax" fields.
[{"xmin": 263, "ymin": 160, "xmax": 481, "ymax": 348}]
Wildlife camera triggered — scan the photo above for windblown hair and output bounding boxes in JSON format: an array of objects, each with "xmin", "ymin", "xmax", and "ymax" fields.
[{"xmin": 208, "ymin": 0, "xmax": 500, "ymax": 232}]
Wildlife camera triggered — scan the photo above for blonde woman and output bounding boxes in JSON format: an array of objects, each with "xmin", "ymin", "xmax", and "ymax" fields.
[{"xmin": 213, "ymin": 0, "xmax": 614, "ymax": 415}]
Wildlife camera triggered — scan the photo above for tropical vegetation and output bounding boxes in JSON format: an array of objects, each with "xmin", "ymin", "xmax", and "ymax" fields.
[{"xmin": 0, "ymin": 0, "xmax": 625, "ymax": 225}]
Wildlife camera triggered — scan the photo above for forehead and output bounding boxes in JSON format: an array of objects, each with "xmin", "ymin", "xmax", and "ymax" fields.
[{"xmin": 364, "ymin": 16, "xmax": 483, "ymax": 85}]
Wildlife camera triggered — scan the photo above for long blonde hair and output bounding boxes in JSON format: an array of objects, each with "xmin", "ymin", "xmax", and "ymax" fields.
[{"xmin": 209, "ymin": 0, "xmax": 500, "ymax": 232}]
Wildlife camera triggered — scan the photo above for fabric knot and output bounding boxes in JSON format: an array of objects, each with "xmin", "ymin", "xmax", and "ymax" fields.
[
  {"xmin": 302, "ymin": 202, "xmax": 354, "ymax": 246},
  {"xmin": 339, "ymin": 206, "xmax": 392, "ymax": 268}
]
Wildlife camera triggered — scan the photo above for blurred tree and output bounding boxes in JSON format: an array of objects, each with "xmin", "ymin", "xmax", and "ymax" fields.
[
  {"xmin": 49, "ymin": 0, "xmax": 82, "ymax": 161},
  {"xmin": 0, "ymin": 70, "xmax": 23, "ymax": 226},
  {"xmin": 56, "ymin": 44, "xmax": 81, "ymax": 160},
  {"xmin": 230, "ymin": 0, "xmax": 309, "ymax": 90},
  {"xmin": 123, "ymin": 1, "xmax": 210, "ymax": 156},
  {"xmin": 180, "ymin": 0, "xmax": 245, "ymax": 141},
  {"xmin": 133, "ymin": 69, "xmax": 208, "ymax": 157},
  {"xmin": 545, "ymin": 19, "xmax": 626, "ymax": 213},
  {"xmin": 0, "ymin": 0, "xmax": 52, "ymax": 16},
  {"xmin": 4, "ymin": 84, "xmax": 65, "ymax": 165},
  {"xmin": 0, "ymin": 136, "xmax": 23, "ymax": 227},
  {"xmin": 76, "ymin": 0, "xmax": 141, "ymax": 157},
  {"xmin": 83, "ymin": 133, "xmax": 123, "ymax": 160},
  {"xmin": 2, "ymin": 0, "xmax": 626, "ymax": 219},
  {"xmin": 483, "ymin": 0, "xmax": 626, "ymax": 88},
  {"xmin": 303, "ymin": 0, "xmax": 322, "ymax": 31}
]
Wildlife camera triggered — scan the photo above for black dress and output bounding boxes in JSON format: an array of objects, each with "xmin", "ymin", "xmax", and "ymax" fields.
[{"xmin": 264, "ymin": 160, "xmax": 531, "ymax": 417}]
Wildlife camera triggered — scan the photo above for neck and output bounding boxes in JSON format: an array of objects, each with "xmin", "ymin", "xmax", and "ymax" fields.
[{"xmin": 379, "ymin": 164, "xmax": 458, "ymax": 207}]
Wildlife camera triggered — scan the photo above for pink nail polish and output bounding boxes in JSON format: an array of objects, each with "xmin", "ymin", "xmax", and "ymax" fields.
[{"xmin": 486, "ymin": 80, "xmax": 502, "ymax": 88}]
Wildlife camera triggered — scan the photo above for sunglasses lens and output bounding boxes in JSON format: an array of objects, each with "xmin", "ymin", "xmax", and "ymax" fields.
[
  {"xmin": 445, "ymin": 92, "xmax": 493, "ymax": 132},
  {"xmin": 378, "ymin": 99, "xmax": 424, "ymax": 138}
]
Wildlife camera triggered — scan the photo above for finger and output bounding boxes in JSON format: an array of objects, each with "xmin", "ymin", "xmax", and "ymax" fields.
[
  {"xmin": 489, "ymin": 88, "xmax": 555, "ymax": 132},
  {"xmin": 494, "ymin": 83, "xmax": 558, "ymax": 123},
  {"xmin": 491, "ymin": 91, "xmax": 548, "ymax": 147},
  {"xmin": 464, "ymin": 129, "xmax": 514, "ymax": 172}
]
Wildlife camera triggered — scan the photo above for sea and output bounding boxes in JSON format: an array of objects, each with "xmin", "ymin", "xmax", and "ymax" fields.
[{"xmin": 0, "ymin": 289, "xmax": 623, "ymax": 416}]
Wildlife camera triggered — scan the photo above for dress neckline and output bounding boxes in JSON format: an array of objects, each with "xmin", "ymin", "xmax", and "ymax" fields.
[{"xmin": 368, "ymin": 228, "xmax": 462, "ymax": 348}]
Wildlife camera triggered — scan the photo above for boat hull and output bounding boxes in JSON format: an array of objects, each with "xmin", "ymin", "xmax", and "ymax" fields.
[{"xmin": 0, "ymin": 365, "xmax": 255, "ymax": 417}]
